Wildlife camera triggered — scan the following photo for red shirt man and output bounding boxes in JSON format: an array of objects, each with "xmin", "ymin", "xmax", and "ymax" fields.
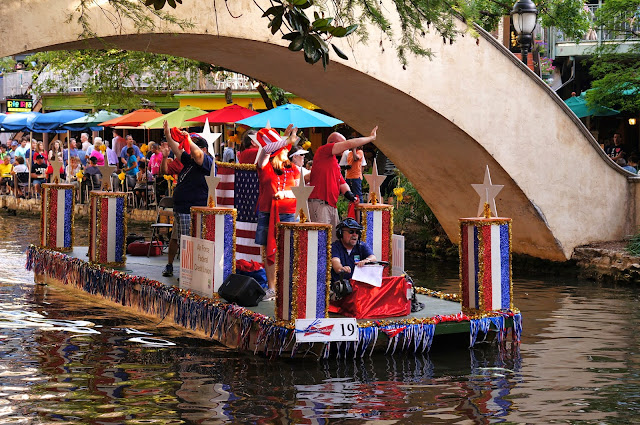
[{"xmin": 308, "ymin": 127, "xmax": 378, "ymax": 240}]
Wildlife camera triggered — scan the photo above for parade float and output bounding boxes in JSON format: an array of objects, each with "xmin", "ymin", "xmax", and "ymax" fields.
[{"xmin": 26, "ymin": 162, "xmax": 521, "ymax": 358}]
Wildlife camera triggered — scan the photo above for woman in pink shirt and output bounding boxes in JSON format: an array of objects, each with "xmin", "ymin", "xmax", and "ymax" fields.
[
  {"xmin": 89, "ymin": 138, "xmax": 106, "ymax": 166},
  {"xmin": 148, "ymin": 142, "xmax": 163, "ymax": 176}
]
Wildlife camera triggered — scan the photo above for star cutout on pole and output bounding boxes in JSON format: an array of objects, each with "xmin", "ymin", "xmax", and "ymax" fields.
[
  {"xmin": 291, "ymin": 174, "xmax": 314, "ymax": 222},
  {"xmin": 49, "ymin": 159, "xmax": 63, "ymax": 183},
  {"xmin": 205, "ymin": 171, "xmax": 220, "ymax": 208},
  {"xmin": 197, "ymin": 118, "xmax": 222, "ymax": 156},
  {"xmin": 471, "ymin": 165, "xmax": 504, "ymax": 218},
  {"xmin": 364, "ymin": 158, "xmax": 387, "ymax": 204},
  {"xmin": 97, "ymin": 164, "xmax": 117, "ymax": 191}
]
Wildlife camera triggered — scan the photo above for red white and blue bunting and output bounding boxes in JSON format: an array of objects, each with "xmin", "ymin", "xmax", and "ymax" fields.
[{"xmin": 25, "ymin": 245, "xmax": 521, "ymax": 358}]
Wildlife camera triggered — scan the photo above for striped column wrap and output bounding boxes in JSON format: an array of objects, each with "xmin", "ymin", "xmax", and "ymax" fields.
[
  {"xmin": 356, "ymin": 203, "xmax": 393, "ymax": 277},
  {"xmin": 459, "ymin": 218, "xmax": 513, "ymax": 313},
  {"xmin": 190, "ymin": 206, "xmax": 237, "ymax": 293},
  {"xmin": 275, "ymin": 222, "xmax": 332, "ymax": 322},
  {"xmin": 88, "ymin": 191, "xmax": 127, "ymax": 267},
  {"xmin": 40, "ymin": 183, "xmax": 75, "ymax": 252}
]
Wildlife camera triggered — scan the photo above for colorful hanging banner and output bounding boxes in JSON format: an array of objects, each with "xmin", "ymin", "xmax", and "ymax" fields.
[
  {"xmin": 459, "ymin": 217, "xmax": 512, "ymax": 312},
  {"xmin": 40, "ymin": 183, "xmax": 75, "ymax": 252},
  {"xmin": 190, "ymin": 206, "xmax": 236, "ymax": 292},
  {"xmin": 357, "ymin": 203, "xmax": 393, "ymax": 276},
  {"xmin": 276, "ymin": 222, "xmax": 332, "ymax": 322},
  {"xmin": 88, "ymin": 191, "xmax": 126, "ymax": 267}
]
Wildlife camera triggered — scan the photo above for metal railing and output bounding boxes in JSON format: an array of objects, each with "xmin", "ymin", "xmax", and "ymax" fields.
[{"xmin": 555, "ymin": 4, "xmax": 640, "ymax": 43}]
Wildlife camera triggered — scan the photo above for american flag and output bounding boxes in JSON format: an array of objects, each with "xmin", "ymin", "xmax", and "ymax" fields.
[{"xmin": 216, "ymin": 164, "xmax": 262, "ymax": 263}]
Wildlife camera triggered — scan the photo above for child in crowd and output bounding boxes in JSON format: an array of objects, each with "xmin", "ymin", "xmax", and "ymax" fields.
[{"xmin": 134, "ymin": 162, "xmax": 151, "ymax": 207}]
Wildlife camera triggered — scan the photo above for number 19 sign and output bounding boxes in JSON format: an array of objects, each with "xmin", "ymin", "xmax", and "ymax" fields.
[{"xmin": 294, "ymin": 318, "xmax": 359, "ymax": 343}]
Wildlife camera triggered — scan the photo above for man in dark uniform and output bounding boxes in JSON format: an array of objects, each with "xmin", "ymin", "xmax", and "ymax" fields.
[{"xmin": 330, "ymin": 218, "xmax": 376, "ymax": 283}]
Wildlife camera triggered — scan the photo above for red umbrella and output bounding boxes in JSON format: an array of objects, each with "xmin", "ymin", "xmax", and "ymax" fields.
[
  {"xmin": 187, "ymin": 104, "xmax": 259, "ymax": 124},
  {"xmin": 99, "ymin": 109, "xmax": 163, "ymax": 127}
]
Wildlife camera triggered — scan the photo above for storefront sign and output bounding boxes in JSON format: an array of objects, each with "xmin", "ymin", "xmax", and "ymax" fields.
[{"xmin": 6, "ymin": 99, "xmax": 33, "ymax": 113}]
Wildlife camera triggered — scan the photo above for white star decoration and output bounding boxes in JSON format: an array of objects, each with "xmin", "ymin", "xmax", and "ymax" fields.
[
  {"xmin": 364, "ymin": 158, "xmax": 387, "ymax": 204},
  {"xmin": 205, "ymin": 171, "xmax": 221, "ymax": 207},
  {"xmin": 471, "ymin": 165, "xmax": 504, "ymax": 217},
  {"xmin": 97, "ymin": 164, "xmax": 117, "ymax": 191},
  {"xmin": 291, "ymin": 174, "xmax": 314, "ymax": 221},
  {"xmin": 197, "ymin": 118, "xmax": 222, "ymax": 155},
  {"xmin": 49, "ymin": 159, "xmax": 63, "ymax": 183}
]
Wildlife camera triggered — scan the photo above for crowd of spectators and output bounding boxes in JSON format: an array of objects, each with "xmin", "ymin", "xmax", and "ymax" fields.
[{"xmin": 603, "ymin": 132, "xmax": 640, "ymax": 174}]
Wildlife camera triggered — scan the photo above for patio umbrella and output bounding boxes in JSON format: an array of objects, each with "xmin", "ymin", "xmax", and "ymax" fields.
[
  {"xmin": 0, "ymin": 113, "xmax": 6, "ymax": 126},
  {"xmin": 64, "ymin": 110, "xmax": 122, "ymax": 131},
  {"xmin": 564, "ymin": 94, "xmax": 619, "ymax": 119},
  {"xmin": 141, "ymin": 105, "xmax": 208, "ymax": 129},
  {"xmin": 99, "ymin": 109, "xmax": 163, "ymax": 128},
  {"xmin": 187, "ymin": 104, "xmax": 259, "ymax": 124},
  {"xmin": 31, "ymin": 110, "xmax": 86, "ymax": 133},
  {"xmin": 236, "ymin": 103, "xmax": 342, "ymax": 128},
  {"xmin": 1, "ymin": 112, "xmax": 42, "ymax": 132}
]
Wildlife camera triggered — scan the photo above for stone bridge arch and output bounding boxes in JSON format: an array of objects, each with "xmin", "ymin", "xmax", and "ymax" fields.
[{"xmin": 3, "ymin": 0, "xmax": 634, "ymax": 261}]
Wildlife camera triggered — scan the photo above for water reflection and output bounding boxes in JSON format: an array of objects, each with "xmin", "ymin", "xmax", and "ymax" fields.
[{"xmin": 0, "ymin": 213, "xmax": 639, "ymax": 423}]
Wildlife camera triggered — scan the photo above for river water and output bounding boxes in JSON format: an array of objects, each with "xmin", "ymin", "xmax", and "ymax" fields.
[{"xmin": 0, "ymin": 214, "xmax": 638, "ymax": 424}]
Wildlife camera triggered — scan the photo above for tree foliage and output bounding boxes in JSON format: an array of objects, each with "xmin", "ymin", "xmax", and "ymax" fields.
[
  {"xmin": 29, "ymin": 50, "xmax": 210, "ymax": 111},
  {"xmin": 585, "ymin": 0, "xmax": 640, "ymax": 113}
]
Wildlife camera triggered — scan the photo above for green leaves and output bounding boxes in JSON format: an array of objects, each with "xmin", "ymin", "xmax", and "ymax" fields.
[{"xmin": 261, "ymin": 0, "xmax": 357, "ymax": 68}]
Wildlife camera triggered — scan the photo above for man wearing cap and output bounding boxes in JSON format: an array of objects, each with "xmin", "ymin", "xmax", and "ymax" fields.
[
  {"xmin": 252, "ymin": 124, "xmax": 300, "ymax": 300},
  {"xmin": 30, "ymin": 154, "xmax": 48, "ymax": 196},
  {"xmin": 308, "ymin": 126, "xmax": 378, "ymax": 239},
  {"xmin": 8, "ymin": 141, "xmax": 18, "ymax": 164},
  {"xmin": 331, "ymin": 218, "xmax": 376, "ymax": 283},
  {"xmin": 288, "ymin": 146, "xmax": 310, "ymax": 178},
  {"xmin": 161, "ymin": 120, "xmax": 214, "ymax": 277}
]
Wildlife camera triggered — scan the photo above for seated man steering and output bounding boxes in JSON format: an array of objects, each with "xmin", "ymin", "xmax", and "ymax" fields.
[{"xmin": 331, "ymin": 218, "xmax": 376, "ymax": 284}]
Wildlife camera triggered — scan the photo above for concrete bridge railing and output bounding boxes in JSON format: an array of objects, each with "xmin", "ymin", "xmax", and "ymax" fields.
[{"xmin": 2, "ymin": 0, "xmax": 636, "ymax": 261}]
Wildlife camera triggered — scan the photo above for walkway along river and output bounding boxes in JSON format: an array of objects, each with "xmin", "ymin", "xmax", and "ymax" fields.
[{"xmin": 0, "ymin": 213, "xmax": 639, "ymax": 423}]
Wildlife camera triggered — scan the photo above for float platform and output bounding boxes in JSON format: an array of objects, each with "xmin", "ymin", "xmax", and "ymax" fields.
[{"xmin": 26, "ymin": 246, "xmax": 521, "ymax": 358}]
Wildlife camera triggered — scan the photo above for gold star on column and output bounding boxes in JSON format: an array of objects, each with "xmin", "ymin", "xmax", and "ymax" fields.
[
  {"xmin": 97, "ymin": 164, "xmax": 117, "ymax": 191},
  {"xmin": 205, "ymin": 169, "xmax": 220, "ymax": 208},
  {"xmin": 291, "ymin": 174, "xmax": 314, "ymax": 222},
  {"xmin": 49, "ymin": 159, "xmax": 63, "ymax": 183},
  {"xmin": 364, "ymin": 158, "xmax": 387, "ymax": 204},
  {"xmin": 471, "ymin": 165, "xmax": 503, "ymax": 217}
]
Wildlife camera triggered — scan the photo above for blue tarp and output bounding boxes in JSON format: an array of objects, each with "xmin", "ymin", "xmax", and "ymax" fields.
[
  {"xmin": 1, "ymin": 112, "xmax": 42, "ymax": 132},
  {"xmin": 31, "ymin": 110, "xmax": 86, "ymax": 133}
]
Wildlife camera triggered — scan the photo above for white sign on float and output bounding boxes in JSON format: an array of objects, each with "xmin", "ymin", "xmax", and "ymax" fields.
[
  {"xmin": 295, "ymin": 318, "xmax": 359, "ymax": 343},
  {"xmin": 392, "ymin": 234, "xmax": 405, "ymax": 276},
  {"xmin": 180, "ymin": 235, "xmax": 215, "ymax": 297}
]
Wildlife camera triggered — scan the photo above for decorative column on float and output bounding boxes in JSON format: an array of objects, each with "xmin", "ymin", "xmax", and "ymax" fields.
[
  {"xmin": 275, "ymin": 178, "xmax": 331, "ymax": 321},
  {"xmin": 459, "ymin": 166, "xmax": 513, "ymax": 313},
  {"xmin": 190, "ymin": 172, "xmax": 236, "ymax": 293},
  {"xmin": 88, "ymin": 191, "xmax": 127, "ymax": 267},
  {"xmin": 359, "ymin": 159, "xmax": 393, "ymax": 276},
  {"xmin": 40, "ymin": 180, "xmax": 75, "ymax": 252}
]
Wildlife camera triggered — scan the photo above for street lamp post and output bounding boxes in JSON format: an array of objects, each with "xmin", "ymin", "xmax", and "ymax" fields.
[{"xmin": 511, "ymin": 0, "xmax": 538, "ymax": 65}]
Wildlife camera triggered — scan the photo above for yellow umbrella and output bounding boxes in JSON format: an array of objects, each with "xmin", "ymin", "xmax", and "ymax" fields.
[{"xmin": 140, "ymin": 105, "xmax": 208, "ymax": 129}]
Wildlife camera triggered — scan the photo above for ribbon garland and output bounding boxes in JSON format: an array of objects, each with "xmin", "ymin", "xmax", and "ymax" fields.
[{"xmin": 25, "ymin": 245, "xmax": 522, "ymax": 358}]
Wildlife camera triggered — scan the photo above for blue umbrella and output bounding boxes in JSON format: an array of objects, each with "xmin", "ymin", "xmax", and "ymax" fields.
[
  {"xmin": 236, "ymin": 104, "xmax": 343, "ymax": 129},
  {"xmin": 0, "ymin": 114, "xmax": 6, "ymax": 125},
  {"xmin": 63, "ymin": 110, "xmax": 122, "ymax": 131},
  {"xmin": 32, "ymin": 110, "xmax": 86, "ymax": 133},
  {"xmin": 1, "ymin": 112, "xmax": 42, "ymax": 132}
]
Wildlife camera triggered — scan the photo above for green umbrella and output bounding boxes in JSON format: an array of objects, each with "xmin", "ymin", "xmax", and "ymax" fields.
[
  {"xmin": 564, "ymin": 95, "xmax": 619, "ymax": 119},
  {"xmin": 63, "ymin": 110, "xmax": 122, "ymax": 130},
  {"xmin": 141, "ymin": 105, "xmax": 208, "ymax": 129}
]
